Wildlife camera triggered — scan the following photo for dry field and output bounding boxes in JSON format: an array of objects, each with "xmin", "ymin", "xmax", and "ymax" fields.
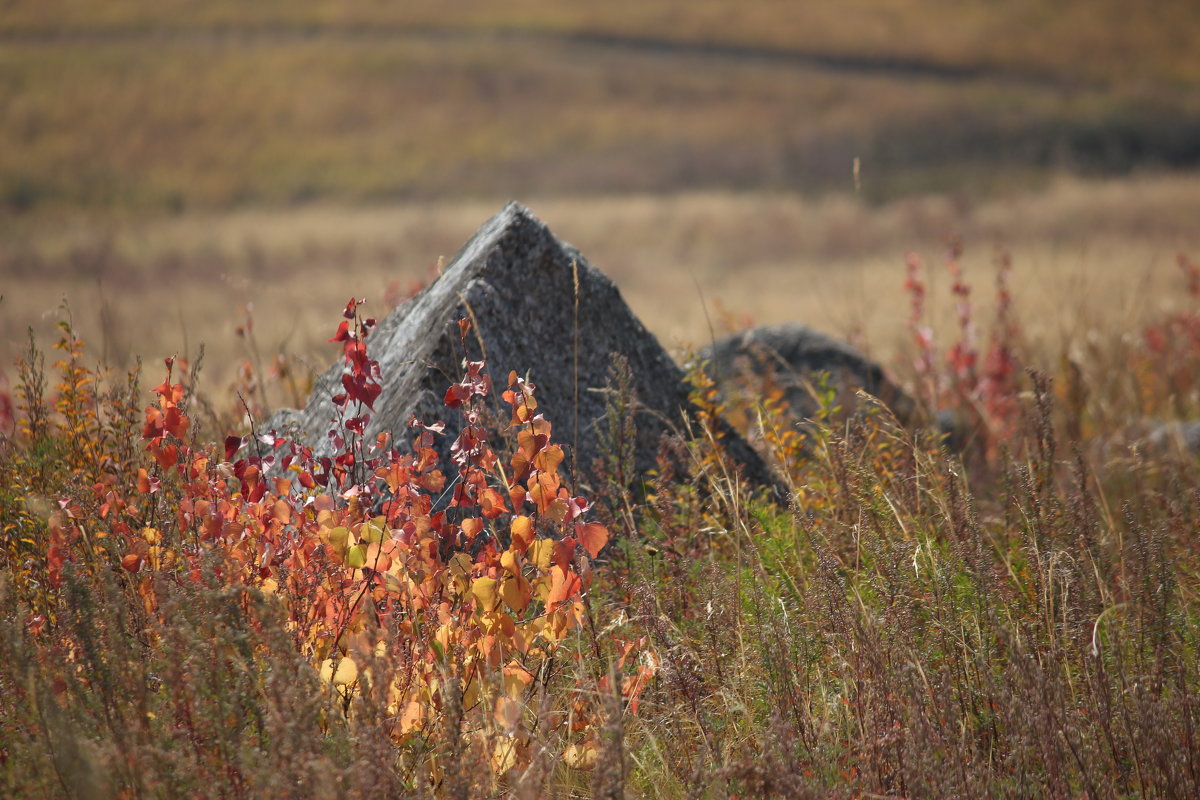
[
  {"xmin": 2, "ymin": 0, "xmax": 1198, "ymax": 215},
  {"xmin": 4, "ymin": 173, "xmax": 1199, "ymax": 417},
  {"xmin": 4, "ymin": 0, "xmax": 1198, "ymax": 411}
]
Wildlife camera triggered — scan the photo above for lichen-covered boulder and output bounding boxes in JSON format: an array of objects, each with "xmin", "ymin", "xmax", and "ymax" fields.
[{"xmin": 702, "ymin": 323, "xmax": 916, "ymax": 425}]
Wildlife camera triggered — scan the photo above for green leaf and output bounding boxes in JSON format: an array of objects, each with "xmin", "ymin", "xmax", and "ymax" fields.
[{"xmin": 361, "ymin": 516, "xmax": 386, "ymax": 544}]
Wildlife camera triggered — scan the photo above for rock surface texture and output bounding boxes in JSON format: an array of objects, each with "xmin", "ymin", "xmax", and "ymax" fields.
[
  {"xmin": 269, "ymin": 202, "xmax": 777, "ymax": 494},
  {"xmin": 702, "ymin": 323, "xmax": 915, "ymax": 424}
]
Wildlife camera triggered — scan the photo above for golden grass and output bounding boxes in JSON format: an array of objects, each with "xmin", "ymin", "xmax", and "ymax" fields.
[{"xmin": 4, "ymin": 174, "xmax": 1198, "ymax": 414}]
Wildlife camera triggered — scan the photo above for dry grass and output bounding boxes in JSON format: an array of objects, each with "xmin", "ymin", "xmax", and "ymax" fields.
[
  {"xmin": 7, "ymin": 230, "xmax": 1200, "ymax": 796},
  {"xmin": 4, "ymin": 174, "xmax": 1199, "ymax": 413}
]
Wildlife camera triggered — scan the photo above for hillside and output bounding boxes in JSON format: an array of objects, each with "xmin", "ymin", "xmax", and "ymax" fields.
[{"xmin": 2, "ymin": 1, "xmax": 1198, "ymax": 214}]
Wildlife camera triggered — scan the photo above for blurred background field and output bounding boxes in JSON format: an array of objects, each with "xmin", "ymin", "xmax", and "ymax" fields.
[{"xmin": 3, "ymin": 0, "xmax": 1199, "ymax": 405}]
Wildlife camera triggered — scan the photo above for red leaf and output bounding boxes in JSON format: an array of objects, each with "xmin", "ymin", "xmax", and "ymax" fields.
[
  {"xmin": 444, "ymin": 383, "xmax": 470, "ymax": 409},
  {"xmin": 46, "ymin": 540, "xmax": 66, "ymax": 588},
  {"xmin": 328, "ymin": 320, "xmax": 351, "ymax": 343}
]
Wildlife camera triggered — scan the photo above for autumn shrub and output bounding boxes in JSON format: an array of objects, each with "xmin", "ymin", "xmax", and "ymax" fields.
[
  {"xmin": 1, "ymin": 300, "xmax": 657, "ymax": 798},
  {"xmin": 903, "ymin": 244, "xmax": 1022, "ymax": 461}
]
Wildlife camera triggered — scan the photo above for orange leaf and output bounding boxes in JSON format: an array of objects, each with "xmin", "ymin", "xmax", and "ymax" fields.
[
  {"xmin": 528, "ymin": 472, "xmax": 561, "ymax": 514},
  {"xmin": 136, "ymin": 468, "xmax": 159, "ymax": 494},
  {"xmin": 398, "ymin": 700, "xmax": 425, "ymax": 735},
  {"xmin": 461, "ymin": 517, "xmax": 484, "ymax": 540},
  {"xmin": 575, "ymin": 523, "xmax": 609, "ymax": 559},
  {"xmin": 494, "ymin": 696, "xmax": 522, "ymax": 734},
  {"xmin": 532, "ymin": 444, "xmax": 564, "ymax": 474},
  {"xmin": 419, "ymin": 469, "xmax": 446, "ymax": 493},
  {"xmin": 516, "ymin": 428, "xmax": 542, "ymax": 460},
  {"xmin": 510, "ymin": 516, "xmax": 534, "ymax": 553},
  {"xmin": 152, "ymin": 444, "xmax": 178, "ymax": 469},
  {"xmin": 480, "ymin": 488, "xmax": 507, "ymax": 519},
  {"xmin": 546, "ymin": 565, "xmax": 581, "ymax": 611}
]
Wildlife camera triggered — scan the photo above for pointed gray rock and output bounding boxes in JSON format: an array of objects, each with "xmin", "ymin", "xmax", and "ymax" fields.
[{"xmin": 268, "ymin": 202, "xmax": 778, "ymax": 496}]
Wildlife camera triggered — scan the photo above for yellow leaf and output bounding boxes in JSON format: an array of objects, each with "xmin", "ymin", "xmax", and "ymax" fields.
[
  {"xmin": 325, "ymin": 525, "xmax": 351, "ymax": 555},
  {"xmin": 510, "ymin": 515, "xmax": 534, "ymax": 552},
  {"xmin": 500, "ymin": 573, "xmax": 532, "ymax": 613},
  {"xmin": 382, "ymin": 571, "xmax": 406, "ymax": 594},
  {"xmin": 544, "ymin": 496, "xmax": 568, "ymax": 523},
  {"xmin": 492, "ymin": 737, "xmax": 518, "ymax": 774},
  {"xmin": 447, "ymin": 552, "xmax": 473, "ymax": 596},
  {"xmin": 528, "ymin": 538, "xmax": 554, "ymax": 572},
  {"xmin": 361, "ymin": 516, "xmax": 387, "ymax": 543},
  {"xmin": 472, "ymin": 576, "xmax": 500, "ymax": 612},
  {"xmin": 318, "ymin": 656, "xmax": 359, "ymax": 695},
  {"xmin": 346, "ymin": 544, "xmax": 368, "ymax": 569},
  {"xmin": 563, "ymin": 741, "xmax": 598, "ymax": 770},
  {"xmin": 448, "ymin": 552, "xmax": 473, "ymax": 577},
  {"xmin": 463, "ymin": 676, "xmax": 480, "ymax": 710},
  {"xmin": 435, "ymin": 624, "xmax": 453, "ymax": 654}
]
